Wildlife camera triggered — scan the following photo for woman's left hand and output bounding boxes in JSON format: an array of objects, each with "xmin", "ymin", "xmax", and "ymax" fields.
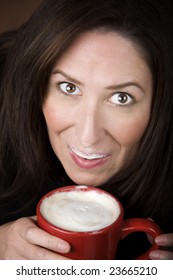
[{"xmin": 149, "ymin": 233, "xmax": 173, "ymax": 260}]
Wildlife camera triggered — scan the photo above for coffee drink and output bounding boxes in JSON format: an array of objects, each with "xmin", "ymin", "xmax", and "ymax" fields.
[{"xmin": 40, "ymin": 186, "xmax": 120, "ymax": 232}]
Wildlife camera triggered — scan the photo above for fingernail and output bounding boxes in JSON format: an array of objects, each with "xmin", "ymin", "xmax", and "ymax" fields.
[
  {"xmin": 155, "ymin": 235, "xmax": 167, "ymax": 245},
  {"xmin": 149, "ymin": 250, "xmax": 160, "ymax": 260},
  {"xmin": 58, "ymin": 242, "xmax": 70, "ymax": 253}
]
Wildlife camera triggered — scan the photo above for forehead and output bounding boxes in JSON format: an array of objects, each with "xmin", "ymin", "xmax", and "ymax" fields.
[
  {"xmin": 58, "ymin": 30, "xmax": 146, "ymax": 59},
  {"xmin": 52, "ymin": 31, "xmax": 152, "ymax": 87},
  {"xmin": 54, "ymin": 30, "xmax": 150, "ymax": 71}
]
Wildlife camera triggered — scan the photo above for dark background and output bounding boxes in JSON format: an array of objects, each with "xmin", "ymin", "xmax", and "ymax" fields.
[
  {"xmin": 0, "ymin": 0, "xmax": 42, "ymax": 34},
  {"xmin": 0, "ymin": 0, "xmax": 172, "ymax": 35}
]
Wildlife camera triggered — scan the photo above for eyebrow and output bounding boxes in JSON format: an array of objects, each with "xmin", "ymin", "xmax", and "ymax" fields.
[
  {"xmin": 52, "ymin": 69, "xmax": 145, "ymax": 94},
  {"xmin": 52, "ymin": 69, "xmax": 84, "ymax": 86}
]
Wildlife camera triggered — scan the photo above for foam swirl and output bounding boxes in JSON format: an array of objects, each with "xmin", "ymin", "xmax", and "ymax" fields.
[{"xmin": 40, "ymin": 190, "xmax": 120, "ymax": 232}]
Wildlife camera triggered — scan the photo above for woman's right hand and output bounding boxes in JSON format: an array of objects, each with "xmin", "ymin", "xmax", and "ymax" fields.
[{"xmin": 0, "ymin": 216, "xmax": 71, "ymax": 259}]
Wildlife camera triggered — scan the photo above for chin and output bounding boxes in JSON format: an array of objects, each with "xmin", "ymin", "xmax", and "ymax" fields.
[{"xmin": 69, "ymin": 174, "xmax": 108, "ymax": 187}]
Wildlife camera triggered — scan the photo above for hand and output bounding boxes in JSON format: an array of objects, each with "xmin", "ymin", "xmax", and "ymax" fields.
[
  {"xmin": 149, "ymin": 233, "xmax": 173, "ymax": 260},
  {"xmin": 0, "ymin": 216, "xmax": 71, "ymax": 259}
]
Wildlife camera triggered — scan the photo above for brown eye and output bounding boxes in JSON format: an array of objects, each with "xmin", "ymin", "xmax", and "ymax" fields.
[
  {"xmin": 59, "ymin": 82, "xmax": 80, "ymax": 95},
  {"xmin": 65, "ymin": 83, "xmax": 76, "ymax": 93},
  {"xmin": 118, "ymin": 93, "xmax": 128, "ymax": 103},
  {"xmin": 109, "ymin": 92, "xmax": 133, "ymax": 105}
]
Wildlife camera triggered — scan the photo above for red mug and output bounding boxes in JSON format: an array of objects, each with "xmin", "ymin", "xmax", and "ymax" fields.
[{"xmin": 36, "ymin": 185, "xmax": 162, "ymax": 260}]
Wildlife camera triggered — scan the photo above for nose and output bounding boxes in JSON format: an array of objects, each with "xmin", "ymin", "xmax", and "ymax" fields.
[{"xmin": 74, "ymin": 100, "xmax": 105, "ymax": 148}]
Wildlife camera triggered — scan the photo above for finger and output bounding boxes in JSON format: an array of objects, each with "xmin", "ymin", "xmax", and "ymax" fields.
[
  {"xmin": 30, "ymin": 216, "xmax": 37, "ymax": 221},
  {"xmin": 15, "ymin": 239, "xmax": 71, "ymax": 260},
  {"xmin": 24, "ymin": 223, "xmax": 70, "ymax": 253},
  {"xmin": 23, "ymin": 243, "xmax": 71, "ymax": 260},
  {"xmin": 149, "ymin": 250, "xmax": 173, "ymax": 260},
  {"xmin": 155, "ymin": 234, "xmax": 173, "ymax": 246}
]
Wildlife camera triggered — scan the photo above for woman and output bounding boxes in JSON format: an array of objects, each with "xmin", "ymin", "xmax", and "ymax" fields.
[{"xmin": 0, "ymin": 0, "xmax": 173, "ymax": 259}]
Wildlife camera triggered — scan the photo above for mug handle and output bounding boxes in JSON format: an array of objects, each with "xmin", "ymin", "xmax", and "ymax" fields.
[{"xmin": 121, "ymin": 218, "xmax": 163, "ymax": 260}]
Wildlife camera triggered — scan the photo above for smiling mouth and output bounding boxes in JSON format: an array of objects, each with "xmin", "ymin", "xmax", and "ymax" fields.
[{"xmin": 69, "ymin": 146, "xmax": 109, "ymax": 160}]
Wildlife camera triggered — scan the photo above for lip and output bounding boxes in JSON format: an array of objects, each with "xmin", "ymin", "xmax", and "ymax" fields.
[{"xmin": 69, "ymin": 146, "xmax": 110, "ymax": 169}]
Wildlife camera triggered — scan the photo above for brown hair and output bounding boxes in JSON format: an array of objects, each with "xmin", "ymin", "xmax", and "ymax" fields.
[{"xmin": 0, "ymin": 0, "xmax": 173, "ymax": 231}]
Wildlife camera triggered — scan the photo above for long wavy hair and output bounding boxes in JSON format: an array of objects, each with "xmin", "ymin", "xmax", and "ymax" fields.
[{"xmin": 0, "ymin": 0, "xmax": 173, "ymax": 231}]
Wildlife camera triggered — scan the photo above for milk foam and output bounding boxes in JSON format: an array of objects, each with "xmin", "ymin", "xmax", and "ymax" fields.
[{"xmin": 40, "ymin": 189, "xmax": 120, "ymax": 232}]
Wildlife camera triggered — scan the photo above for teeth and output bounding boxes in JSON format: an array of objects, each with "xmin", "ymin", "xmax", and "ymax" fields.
[{"xmin": 70, "ymin": 147, "xmax": 107, "ymax": 160}]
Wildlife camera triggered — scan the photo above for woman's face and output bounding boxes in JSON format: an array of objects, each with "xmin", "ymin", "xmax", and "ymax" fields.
[{"xmin": 43, "ymin": 31, "xmax": 153, "ymax": 186}]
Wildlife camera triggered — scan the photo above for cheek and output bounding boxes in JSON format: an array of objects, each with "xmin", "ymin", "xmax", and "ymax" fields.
[
  {"xmin": 110, "ymin": 115, "xmax": 149, "ymax": 147},
  {"xmin": 42, "ymin": 101, "xmax": 69, "ymax": 133}
]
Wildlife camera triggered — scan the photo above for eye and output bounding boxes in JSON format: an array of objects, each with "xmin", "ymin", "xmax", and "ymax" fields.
[
  {"xmin": 59, "ymin": 82, "xmax": 80, "ymax": 95},
  {"xmin": 109, "ymin": 92, "xmax": 134, "ymax": 106}
]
